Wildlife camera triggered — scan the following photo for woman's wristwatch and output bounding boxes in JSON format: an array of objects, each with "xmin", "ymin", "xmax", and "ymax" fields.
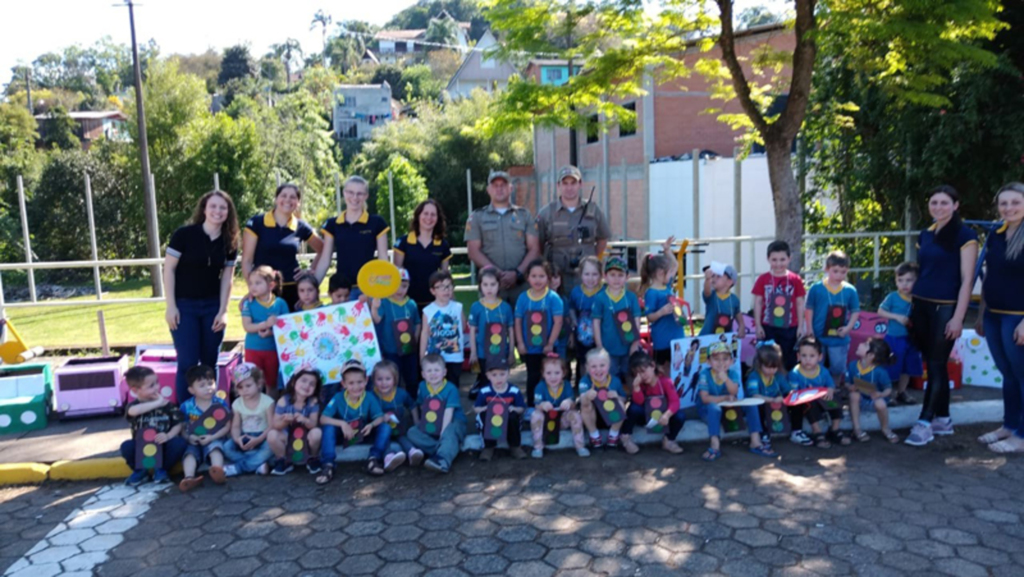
[{"xmin": 514, "ymin": 269, "xmax": 525, "ymax": 285}]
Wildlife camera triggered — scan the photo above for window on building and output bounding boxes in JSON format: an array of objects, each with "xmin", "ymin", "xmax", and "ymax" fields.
[
  {"xmin": 586, "ymin": 114, "xmax": 599, "ymax": 144},
  {"xmin": 337, "ymin": 121, "xmax": 358, "ymax": 139},
  {"xmin": 619, "ymin": 102, "xmax": 637, "ymax": 137},
  {"xmin": 545, "ymin": 68, "xmax": 563, "ymax": 82},
  {"xmin": 343, "ymin": 96, "xmax": 357, "ymax": 108},
  {"xmin": 396, "ymin": 42, "xmax": 408, "ymax": 53}
]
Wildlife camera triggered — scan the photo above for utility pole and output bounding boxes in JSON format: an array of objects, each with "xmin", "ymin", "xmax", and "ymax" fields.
[
  {"xmin": 566, "ymin": 0, "xmax": 578, "ymax": 167},
  {"xmin": 123, "ymin": 0, "xmax": 163, "ymax": 296},
  {"xmin": 24, "ymin": 69, "xmax": 32, "ymax": 115}
]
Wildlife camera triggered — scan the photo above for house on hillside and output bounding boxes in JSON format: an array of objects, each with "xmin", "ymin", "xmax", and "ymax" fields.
[
  {"xmin": 445, "ymin": 29, "xmax": 519, "ymax": 99},
  {"xmin": 34, "ymin": 110, "xmax": 129, "ymax": 150},
  {"xmin": 374, "ymin": 10, "xmax": 470, "ymax": 62},
  {"xmin": 332, "ymin": 83, "xmax": 397, "ymax": 140}
]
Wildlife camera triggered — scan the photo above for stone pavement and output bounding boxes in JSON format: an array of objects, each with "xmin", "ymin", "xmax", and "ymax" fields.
[{"xmin": 5, "ymin": 423, "xmax": 1024, "ymax": 577}]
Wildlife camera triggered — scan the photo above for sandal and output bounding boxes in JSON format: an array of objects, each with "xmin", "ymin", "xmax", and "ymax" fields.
[
  {"xmin": 988, "ymin": 439, "xmax": 1024, "ymax": 454},
  {"xmin": 701, "ymin": 447, "xmax": 722, "ymax": 462},
  {"xmin": 883, "ymin": 430, "xmax": 899, "ymax": 444},
  {"xmin": 749, "ymin": 445, "xmax": 776, "ymax": 458},
  {"xmin": 315, "ymin": 466, "xmax": 334, "ymax": 485},
  {"xmin": 367, "ymin": 458, "xmax": 385, "ymax": 476},
  {"xmin": 854, "ymin": 431, "xmax": 870, "ymax": 443},
  {"xmin": 814, "ymin": 434, "xmax": 832, "ymax": 449},
  {"xmin": 978, "ymin": 428, "xmax": 1013, "ymax": 445},
  {"xmin": 828, "ymin": 430, "xmax": 851, "ymax": 446}
]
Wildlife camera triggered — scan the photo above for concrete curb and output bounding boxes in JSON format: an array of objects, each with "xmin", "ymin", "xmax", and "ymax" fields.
[{"xmin": 0, "ymin": 400, "xmax": 1005, "ymax": 486}]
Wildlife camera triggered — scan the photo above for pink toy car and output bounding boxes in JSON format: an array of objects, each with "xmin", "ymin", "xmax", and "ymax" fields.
[{"xmin": 54, "ymin": 356, "xmax": 130, "ymax": 419}]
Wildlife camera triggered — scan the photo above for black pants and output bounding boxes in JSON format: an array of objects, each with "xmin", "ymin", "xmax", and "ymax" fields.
[
  {"xmin": 383, "ymin": 353, "xmax": 419, "ymax": 397},
  {"xmin": 763, "ymin": 326, "xmax": 799, "ymax": 371},
  {"xmin": 911, "ymin": 299, "xmax": 956, "ymax": 420},
  {"xmin": 523, "ymin": 354, "xmax": 544, "ymax": 407},
  {"xmin": 620, "ymin": 402, "xmax": 684, "ymax": 438},
  {"xmin": 446, "ymin": 362, "xmax": 463, "ymax": 390},
  {"xmin": 482, "ymin": 411, "xmax": 522, "ymax": 448},
  {"xmin": 281, "ymin": 283, "xmax": 300, "ymax": 312},
  {"xmin": 575, "ymin": 344, "xmax": 594, "ymax": 392},
  {"xmin": 791, "ymin": 401, "xmax": 842, "ymax": 431}
]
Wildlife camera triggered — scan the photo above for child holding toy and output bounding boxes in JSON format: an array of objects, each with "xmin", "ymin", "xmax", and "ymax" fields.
[
  {"xmin": 789, "ymin": 336, "xmax": 849, "ymax": 448},
  {"xmin": 372, "ymin": 268, "xmax": 420, "ymax": 396},
  {"xmin": 746, "ymin": 341, "xmax": 797, "ymax": 447},
  {"xmin": 317, "ymin": 360, "xmax": 389, "ymax": 483},
  {"xmin": 701, "ymin": 262, "xmax": 746, "ymax": 338},
  {"xmin": 222, "ymin": 363, "xmax": 274, "ymax": 476},
  {"xmin": 469, "ymin": 267, "xmax": 515, "ymax": 399},
  {"xmin": 752, "ymin": 240, "xmax": 807, "ymax": 370},
  {"xmin": 805, "ymin": 250, "xmax": 861, "ymax": 387},
  {"xmin": 846, "ymin": 337, "xmax": 899, "ymax": 443},
  {"xmin": 623, "ymin": 351, "xmax": 684, "ymax": 455},
  {"xmin": 578, "ymin": 348, "xmax": 628, "ymax": 449},
  {"xmin": 592, "ymin": 256, "xmax": 642, "ymax": 386},
  {"xmin": 569, "ymin": 256, "xmax": 604, "ymax": 387},
  {"xmin": 696, "ymin": 343, "xmax": 775, "ymax": 461},
  {"xmin": 241, "ymin": 265, "xmax": 290, "ymax": 393},
  {"xmin": 268, "ymin": 369, "xmax": 323, "ymax": 475},
  {"xmin": 474, "ymin": 357, "xmax": 528, "ymax": 461},
  {"xmin": 529, "ymin": 355, "xmax": 589, "ymax": 458},
  {"xmin": 121, "ymin": 366, "xmax": 188, "ymax": 486},
  {"xmin": 515, "ymin": 259, "xmax": 565, "ymax": 406},
  {"xmin": 370, "ymin": 360, "xmax": 421, "ymax": 469},
  {"xmin": 642, "ymin": 238, "xmax": 685, "ymax": 375},
  {"xmin": 407, "ymin": 354, "xmax": 467, "ymax": 473},
  {"xmin": 877, "ymin": 262, "xmax": 922, "ymax": 405},
  {"xmin": 178, "ymin": 365, "xmax": 231, "ymax": 492}
]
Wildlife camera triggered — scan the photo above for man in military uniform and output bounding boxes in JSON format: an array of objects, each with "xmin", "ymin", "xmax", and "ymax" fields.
[
  {"xmin": 466, "ymin": 170, "xmax": 541, "ymax": 303},
  {"xmin": 535, "ymin": 165, "xmax": 610, "ymax": 294}
]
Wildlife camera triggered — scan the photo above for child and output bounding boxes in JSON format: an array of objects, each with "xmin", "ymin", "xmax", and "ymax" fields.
[
  {"xmin": 293, "ymin": 275, "xmax": 323, "ymax": 311},
  {"xmin": 515, "ymin": 259, "xmax": 565, "ymax": 406},
  {"xmin": 178, "ymin": 365, "xmax": 231, "ymax": 491},
  {"xmin": 696, "ymin": 343, "xmax": 775, "ymax": 461},
  {"xmin": 317, "ymin": 360, "xmax": 390, "ymax": 483},
  {"xmin": 805, "ymin": 250, "xmax": 861, "ymax": 387},
  {"xmin": 624, "ymin": 351, "xmax": 684, "ymax": 454},
  {"xmin": 420, "ymin": 271, "xmax": 466, "ymax": 388},
  {"xmin": 550, "ymin": 268, "xmax": 572, "ymax": 364},
  {"xmin": 370, "ymin": 360, "xmax": 421, "ymax": 469},
  {"xmin": 120, "ymin": 366, "xmax": 187, "ymax": 486},
  {"xmin": 578, "ymin": 348, "xmax": 628, "ymax": 449},
  {"xmin": 329, "ymin": 273, "xmax": 354, "ymax": 304},
  {"xmin": 222, "ymin": 363, "xmax": 275, "ymax": 476},
  {"xmin": 407, "ymin": 354, "xmax": 467, "ymax": 473},
  {"xmin": 468, "ymin": 267, "xmax": 515, "ymax": 399},
  {"xmin": 788, "ymin": 336, "xmax": 850, "ymax": 448},
  {"xmin": 241, "ymin": 265, "xmax": 290, "ymax": 393},
  {"xmin": 642, "ymin": 238, "xmax": 685, "ymax": 375},
  {"xmin": 529, "ymin": 355, "xmax": 589, "ymax": 458},
  {"xmin": 846, "ymin": 337, "xmax": 899, "ymax": 443},
  {"xmin": 701, "ymin": 262, "xmax": 747, "ymax": 338},
  {"xmin": 474, "ymin": 357, "xmax": 528, "ymax": 461},
  {"xmin": 592, "ymin": 256, "xmax": 642, "ymax": 386},
  {"xmin": 877, "ymin": 262, "xmax": 922, "ymax": 405},
  {"xmin": 569, "ymin": 256, "xmax": 604, "ymax": 387},
  {"xmin": 752, "ymin": 240, "xmax": 807, "ymax": 370},
  {"xmin": 268, "ymin": 369, "xmax": 323, "ymax": 475},
  {"xmin": 372, "ymin": 268, "xmax": 420, "ymax": 396},
  {"xmin": 746, "ymin": 341, "xmax": 796, "ymax": 447}
]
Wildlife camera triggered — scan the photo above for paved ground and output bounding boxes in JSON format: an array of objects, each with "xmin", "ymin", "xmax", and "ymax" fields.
[{"xmin": 4, "ymin": 423, "xmax": 1024, "ymax": 577}]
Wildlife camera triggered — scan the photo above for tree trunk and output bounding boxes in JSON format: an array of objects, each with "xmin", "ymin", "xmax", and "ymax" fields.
[{"xmin": 765, "ymin": 138, "xmax": 804, "ymax": 271}]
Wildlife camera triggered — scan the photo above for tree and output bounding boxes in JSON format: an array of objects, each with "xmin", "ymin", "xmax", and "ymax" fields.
[
  {"xmin": 374, "ymin": 155, "xmax": 429, "ymax": 237},
  {"xmin": 270, "ymin": 38, "xmax": 304, "ymax": 87},
  {"xmin": 425, "ymin": 16, "xmax": 459, "ymax": 50},
  {"xmin": 311, "ymin": 10, "xmax": 333, "ymax": 68},
  {"xmin": 400, "ymin": 64, "xmax": 444, "ymax": 102},
  {"xmin": 387, "ymin": 0, "xmax": 488, "ymax": 41},
  {"xmin": 42, "ymin": 105, "xmax": 80, "ymax": 150},
  {"xmin": 737, "ymin": 6, "xmax": 781, "ymax": 29},
  {"xmin": 218, "ymin": 45, "xmax": 257, "ymax": 86},
  {"xmin": 171, "ymin": 49, "xmax": 222, "ymax": 93},
  {"xmin": 371, "ymin": 64, "xmax": 405, "ymax": 99},
  {"xmin": 326, "ymin": 25, "xmax": 367, "ymax": 75}
]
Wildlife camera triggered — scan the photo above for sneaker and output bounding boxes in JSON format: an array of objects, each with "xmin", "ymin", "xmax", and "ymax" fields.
[
  {"xmin": 424, "ymin": 456, "xmax": 449, "ymax": 473},
  {"xmin": 479, "ymin": 447, "xmax": 495, "ymax": 462},
  {"xmin": 589, "ymin": 435, "xmax": 604, "ymax": 449},
  {"xmin": 408, "ymin": 448, "xmax": 425, "ymax": 467},
  {"xmin": 208, "ymin": 466, "xmax": 226, "ymax": 485},
  {"xmin": 222, "ymin": 464, "xmax": 239, "ymax": 478},
  {"xmin": 509, "ymin": 447, "xmax": 527, "ymax": 460},
  {"xmin": 905, "ymin": 422, "xmax": 935, "ymax": 446},
  {"xmin": 178, "ymin": 476, "xmax": 203, "ymax": 492},
  {"xmin": 384, "ymin": 452, "xmax": 407, "ymax": 472},
  {"xmin": 621, "ymin": 437, "xmax": 640, "ymax": 455},
  {"xmin": 271, "ymin": 459, "xmax": 294, "ymax": 476},
  {"xmin": 125, "ymin": 470, "xmax": 149, "ymax": 487},
  {"xmin": 932, "ymin": 418, "xmax": 954, "ymax": 436},
  {"xmin": 606, "ymin": 435, "xmax": 620, "ymax": 449},
  {"xmin": 306, "ymin": 458, "xmax": 323, "ymax": 475},
  {"xmin": 256, "ymin": 462, "xmax": 270, "ymax": 476},
  {"xmin": 790, "ymin": 430, "xmax": 813, "ymax": 446},
  {"xmin": 531, "ymin": 448, "xmax": 544, "ymax": 459},
  {"xmin": 575, "ymin": 447, "xmax": 591, "ymax": 458},
  {"xmin": 152, "ymin": 469, "xmax": 170, "ymax": 484},
  {"xmin": 761, "ymin": 434, "xmax": 773, "ymax": 451}
]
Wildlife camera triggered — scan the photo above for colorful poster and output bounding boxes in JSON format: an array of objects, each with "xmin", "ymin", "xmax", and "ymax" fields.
[
  {"xmin": 670, "ymin": 333, "xmax": 744, "ymax": 410},
  {"xmin": 273, "ymin": 302, "xmax": 382, "ymax": 384},
  {"xmin": 958, "ymin": 329, "xmax": 1004, "ymax": 388}
]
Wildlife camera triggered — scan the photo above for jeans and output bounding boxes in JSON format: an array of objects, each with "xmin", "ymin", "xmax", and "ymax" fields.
[
  {"xmin": 222, "ymin": 437, "xmax": 273, "ymax": 474},
  {"xmin": 120, "ymin": 436, "xmax": 188, "ymax": 472},
  {"xmin": 620, "ymin": 402, "xmax": 684, "ymax": 439},
  {"xmin": 479, "ymin": 411, "xmax": 522, "ymax": 448},
  {"xmin": 406, "ymin": 418, "xmax": 467, "ymax": 468},
  {"xmin": 383, "ymin": 353, "xmax": 419, "ymax": 397},
  {"xmin": 824, "ymin": 344, "xmax": 850, "ymax": 378},
  {"xmin": 609, "ymin": 354, "xmax": 631, "ymax": 391},
  {"xmin": 763, "ymin": 326, "xmax": 798, "ymax": 371},
  {"xmin": 321, "ymin": 422, "xmax": 393, "ymax": 464},
  {"xmin": 170, "ymin": 297, "xmax": 225, "ymax": 403},
  {"xmin": 911, "ymin": 299, "xmax": 956, "ymax": 420},
  {"xmin": 984, "ymin": 311, "xmax": 1024, "ymax": 437},
  {"xmin": 698, "ymin": 403, "xmax": 762, "ymax": 438},
  {"xmin": 184, "ymin": 439, "xmax": 226, "ymax": 463}
]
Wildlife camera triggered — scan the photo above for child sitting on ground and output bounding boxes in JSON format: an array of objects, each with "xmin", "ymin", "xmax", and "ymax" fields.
[
  {"xmin": 370, "ymin": 360, "xmax": 420, "ymax": 469},
  {"xmin": 407, "ymin": 354, "xmax": 467, "ymax": 473},
  {"xmin": 178, "ymin": 365, "xmax": 231, "ymax": 492},
  {"xmin": 474, "ymin": 357, "xmax": 527, "ymax": 461},
  {"xmin": 529, "ymin": 355, "xmax": 589, "ymax": 458},
  {"xmin": 293, "ymin": 275, "xmax": 323, "ymax": 312},
  {"xmin": 846, "ymin": 337, "xmax": 899, "ymax": 443},
  {"xmin": 623, "ymin": 351, "xmax": 684, "ymax": 455},
  {"xmin": 789, "ymin": 336, "xmax": 850, "ymax": 448},
  {"xmin": 222, "ymin": 363, "xmax": 274, "ymax": 476},
  {"xmin": 876, "ymin": 262, "xmax": 922, "ymax": 405},
  {"xmin": 121, "ymin": 366, "xmax": 187, "ymax": 486},
  {"xmin": 268, "ymin": 369, "xmax": 323, "ymax": 475},
  {"xmin": 697, "ymin": 343, "xmax": 775, "ymax": 461},
  {"xmin": 317, "ymin": 360, "xmax": 390, "ymax": 483},
  {"xmin": 746, "ymin": 341, "xmax": 795, "ymax": 448},
  {"xmin": 578, "ymin": 348, "xmax": 628, "ymax": 449},
  {"xmin": 805, "ymin": 250, "xmax": 861, "ymax": 387}
]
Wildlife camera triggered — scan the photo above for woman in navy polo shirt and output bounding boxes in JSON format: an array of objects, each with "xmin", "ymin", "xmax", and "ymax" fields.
[
  {"xmin": 312, "ymin": 176, "xmax": 390, "ymax": 290},
  {"xmin": 394, "ymin": 199, "xmax": 452, "ymax": 309},
  {"xmin": 164, "ymin": 190, "xmax": 240, "ymax": 402},
  {"xmin": 905, "ymin": 185, "xmax": 978, "ymax": 447},
  {"xmin": 241, "ymin": 183, "xmax": 324, "ymax": 311},
  {"xmin": 977, "ymin": 183, "xmax": 1024, "ymax": 453}
]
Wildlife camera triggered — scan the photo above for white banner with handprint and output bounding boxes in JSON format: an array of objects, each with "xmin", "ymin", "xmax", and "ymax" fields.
[{"xmin": 273, "ymin": 301, "xmax": 382, "ymax": 385}]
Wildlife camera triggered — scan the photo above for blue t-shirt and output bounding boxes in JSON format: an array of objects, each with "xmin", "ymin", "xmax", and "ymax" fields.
[
  {"xmin": 699, "ymin": 291, "xmax": 742, "ymax": 336},
  {"xmin": 534, "ymin": 380, "xmax": 576, "ymax": 407},
  {"xmin": 805, "ymin": 281, "xmax": 860, "ymax": 346},
  {"xmin": 983, "ymin": 223, "xmax": 1024, "ymax": 314},
  {"xmin": 846, "ymin": 361, "xmax": 892, "ymax": 393},
  {"xmin": 788, "ymin": 366, "xmax": 836, "ymax": 390},
  {"xmin": 578, "ymin": 375, "xmax": 626, "ymax": 398},
  {"xmin": 243, "ymin": 212, "xmax": 315, "ymax": 283},
  {"xmin": 514, "ymin": 288, "xmax": 565, "ymax": 354},
  {"xmin": 696, "ymin": 367, "xmax": 741, "ymax": 401},
  {"xmin": 375, "ymin": 297, "xmax": 420, "ymax": 356},
  {"xmin": 241, "ymin": 296, "xmax": 291, "ymax": 351},
  {"xmin": 473, "ymin": 384, "xmax": 526, "ymax": 409},
  {"xmin": 322, "ymin": 391, "xmax": 383, "ymax": 424},
  {"xmin": 469, "ymin": 300, "xmax": 515, "ymax": 357},
  {"xmin": 745, "ymin": 370, "xmax": 789, "ymax": 398},
  {"xmin": 569, "ymin": 285, "xmax": 604, "ymax": 347},
  {"xmin": 646, "ymin": 287, "xmax": 685, "ymax": 349},
  {"xmin": 591, "ymin": 289, "xmax": 642, "ymax": 356},
  {"xmin": 415, "ymin": 380, "xmax": 466, "ymax": 423},
  {"xmin": 180, "ymin": 396, "xmax": 230, "ymax": 427},
  {"xmin": 372, "ymin": 387, "xmax": 415, "ymax": 437},
  {"xmin": 275, "ymin": 394, "xmax": 320, "ymax": 418},
  {"xmin": 879, "ymin": 291, "xmax": 913, "ymax": 338},
  {"xmin": 914, "ymin": 223, "xmax": 978, "ymax": 303}
]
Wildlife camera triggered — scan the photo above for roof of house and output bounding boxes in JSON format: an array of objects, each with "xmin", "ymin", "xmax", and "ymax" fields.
[
  {"xmin": 35, "ymin": 110, "xmax": 127, "ymax": 121},
  {"xmin": 446, "ymin": 30, "xmax": 518, "ymax": 92},
  {"xmin": 375, "ymin": 29, "xmax": 426, "ymax": 41}
]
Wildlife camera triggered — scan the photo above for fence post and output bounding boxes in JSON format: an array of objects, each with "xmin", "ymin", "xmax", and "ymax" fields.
[
  {"xmin": 904, "ymin": 199, "xmax": 915, "ymax": 261},
  {"xmin": 213, "ymin": 172, "xmax": 220, "ymax": 191},
  {"xmin": 466, "ymin": 169, "xmax": 475, "ymax": 279},
  {"xmin": 873, "ymin": 234, "xmax": 881, "ymax": 284},
  {"xmin": 691, "ymin": 149, "xmax": 700, "ymax": 314},
  {"xmin": 275, "ymin": 170, "xmax": 281, "ymax": 187},
  {"xmin": 733, "ymin": 147, "xmax": 742, "ymax": 296},
  {"xmin": 620, "ymin": 158, "xmax": 628, "ymax": 240},
  {"xmin": 17, "ymin": 175, "xmax": 36, "ymax": 303},
  {"xmin": 84, "ymin": 174, "xmax": 103, "ymax": 300},
  {"xmin": 387, "ymin": 171, "xmax": 397, "ymax": 252},
  {"xmin": 335, "ymin": 173, "xmax": 342, "ymax": 214}
]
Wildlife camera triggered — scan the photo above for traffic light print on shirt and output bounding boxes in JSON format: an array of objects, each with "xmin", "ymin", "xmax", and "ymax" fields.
[
  {"xmin": 526, "ymin": 310, "xmax": 549, "ymax": 349},
  {"xmin": 484, "ymin": 321, "xmax": 509, "ymax": 365},
  {"xmin": 483, "ymin": 399, "xmax": 509, "ymax": 443},
  {"xmin": 543, "ymin": 410, "xmax": 562, "ymax": 445},
  {"xmin": 767, "ymin": 281, "xmax": 793, "ymax": 328},
  {"xmin": 419, "ymin": 397, "xmax": 446, "ymax": 437},
  {"xmin": 615, "ymin": 309, "xmax": 637, "ymax": 346},
  {"xmin": 393, "ymin": 318, "xmax": 415, "ymax": 355},
  {"xmin": 645, "ymin": 395, "xmax": 665, "ymax": 433},
  {"xmin": 595, "ymin": 388, "xmax": 625, "ymax": 424},
  {"xmin": 289, "ymin": 425, "xmax": 310, "ymax": 465},
  {"xmin": 135, "ymin": 427, "xmax": 163, "ymax": 470}
]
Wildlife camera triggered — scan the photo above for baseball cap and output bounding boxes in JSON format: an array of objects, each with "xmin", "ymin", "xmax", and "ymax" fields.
[
  {"xmin": 485, "ymin": 356, "xmax": 509, "ymax": 372},
  {"xmin": 487, "ymin": 170, "xmax": 511, "ymax": 184},
  {"xmin": 399, "ymin": 268, "xmax": 410, "ymax": 282},
  {"xmin": 604, "ymin": 256, "xmax": 628, "ymax": 273},
  {"xmin": 341, "ymin": 359, "xmax": 366, "ymax": 377},
  {"xmin": 558, "ymin": 165, "xmax": 582, "ymax": 182},
  {"xmin": 710, "ymin": 261, "xmax": 737, "ymax": 282},
  {"xmin": 708, "ymin": 342, "xmax": 732, "ymax": 357},
  {"xmin": 231, "ymin": 362, "xmax": 258, "ymax": 384}
]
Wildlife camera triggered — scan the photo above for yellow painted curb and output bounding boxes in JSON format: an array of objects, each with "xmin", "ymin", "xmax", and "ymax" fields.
[
  {"xmin": 0, "ymin": 463, "xmax": 50, "ymax": 485},
  {"xmin": 50, "ymin": 458, "xmax": 132, "ymax": 481}
]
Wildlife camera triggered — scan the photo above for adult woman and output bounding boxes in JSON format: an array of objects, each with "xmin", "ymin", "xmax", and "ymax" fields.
[
  {"xmin": 394, "ymin": 199, "xmax": 452, "ymax": 308},
  {"xmin": 976, "ymin": 183, "xmax": 1024, "ymax": 453},
  {"xmin": 905, "ymin": 185, "xmax": 978, "ymax": 447},
  {"xmin": 241, "ymin": 183, "xmax": 324, "ymax": 311},
  {"xmin": 312, "ymin": 176, "xmax": 389, "ymax": 292},
  {"xmin": 164, "ymin": 190, "xmax": 239, "ymax": 403}
]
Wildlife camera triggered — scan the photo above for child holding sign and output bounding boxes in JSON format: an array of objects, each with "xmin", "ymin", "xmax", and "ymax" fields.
[
  {"xmin": 642, "ymin": 238, "xmax": 684, "ymax": 375},
  {"xmin": 372, "ymin": 268, "xmax": 420, "ymax": 396},
  {"xmin": 805, "ymin": 251, "xmax": 861, "ymax": 387},
  {"xmin": 474, "ymin": 357, "xmax": 527, "ymax": 461},
  {"xmin": 846, "ymin": 337, "xmax": 899, "ymax": 443},
  {"xmin": 578, "ymin": 348, "xmax": 628, "ymax": 449},
  {"xmin": 529, "ymin": 355, "xmax": 588, "ymax": 458},
  {"xmin": 121, "ymin": 366, "xmax": 187, "ymax": 486},
  {"xmin": 222, "ymin": 363, "xmax": 275, "ymax": 476},
  {"xmin": 268, "ymin": 369, "xmax": 323, "ymax": 476},
  {"xmin": 789, "ymin": 337, "xmax": 849, "ymax": 449},
  {"xmin": 469, "ymin": 267, "xmax": 515, "ymax": 399},
  {"xmin": 700, "ymin": 263, "xmax": 746, "ymax": 338},
  {"xmin": 697, "ymin": 343, "xmax": 775, "ymax": 461},
  {"xmin": 592, "ymin": 256, "xmax": 642, "ymax": 386},
  {"xmin": 318, "ymin": 360, "xmax": 389, "ymax": 483},
  {"xmin": 752, "ymin": 241, "xmax": 807, "ymax": 370},
  {"xmin": 515, "ymin": 260, "xmax": 564, "ymax": 406},
  {"xmin": 624, "ymin": 351, "xmax": 684, "ymax": 455},
  {"xmin": 569, "ymin": 256, "xmax": 604, "ymax": 387},
  {"xmin": 408, "ymin": 354, "xmax": 467, "ymax": 474},
  {"xmin": 179, "ymin": 365, "xmax": 231, "ymax": 492}
]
